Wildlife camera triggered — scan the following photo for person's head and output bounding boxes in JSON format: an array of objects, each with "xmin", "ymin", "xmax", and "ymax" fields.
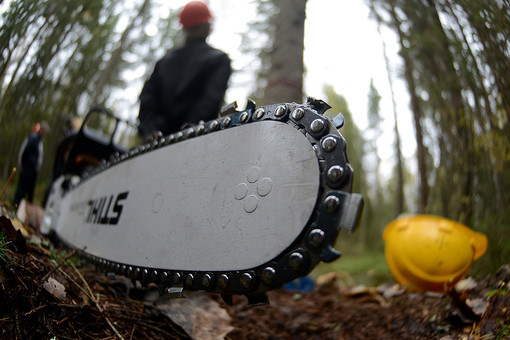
[
  {"xmin": 39, "ymin": 121, "xmax": 50, "ymax": 138},
  {"xmin": 70, "ymin": 117, "xmax": 82, "ymax": 131},
  {"xmin": 179, "ymin": 1, "xmax": 212, "ymax": 42}
]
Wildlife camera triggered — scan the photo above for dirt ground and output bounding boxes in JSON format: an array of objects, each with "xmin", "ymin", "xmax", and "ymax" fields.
[{"xmin": 1, "ymin": 214, "xmax": 509, "ymax": 340}]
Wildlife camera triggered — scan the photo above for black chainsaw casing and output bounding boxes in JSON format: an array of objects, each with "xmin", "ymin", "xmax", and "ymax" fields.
[{"xmin": 52, "ymin": 106, "xmax": 131, "ymax": 179}]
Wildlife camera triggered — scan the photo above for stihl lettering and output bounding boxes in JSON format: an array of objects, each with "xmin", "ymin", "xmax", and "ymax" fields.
[{"xmin": 86, "ymin": 192, "xmax": 129, "ymax": 225}]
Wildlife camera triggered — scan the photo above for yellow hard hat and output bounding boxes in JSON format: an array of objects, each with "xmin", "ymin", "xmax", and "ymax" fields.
[{"xmin": 383, "ymin": 214, "xmax": 488, "ymax": 292}]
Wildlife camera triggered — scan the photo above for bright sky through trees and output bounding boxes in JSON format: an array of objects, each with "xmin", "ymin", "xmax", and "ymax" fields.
[
  {"xmin": 153, "ymin": 0, "xmax": 416, "ymax": 162},
  {"xmin": 0, "ymin": 0, "xmax": 415, "ymax": 162}
]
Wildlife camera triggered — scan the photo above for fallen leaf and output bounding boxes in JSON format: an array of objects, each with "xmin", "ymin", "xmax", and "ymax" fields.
[
  {"xmin": 155, "ymin": 291, "xmax": 233, "ymax": 340},
  {"xmin": 43, "ymin": 277, "xmax": 67, "ymax": 300},
  {"xmin": 455, "ymin": 277, "xmax": 478, "ymax": 292},
  {"xmin": 377, "ymin": 282, "xmax": 406, "ymax": 299},
  {"xmin": 16, "ymin": 199, "xmax": 44, "ymax": 230},
  {"xmin": 346, "ymin": 285, "xmax": 370, "ymax": 296},
  {"xmin": 316, "ymin": 272, "xmax": 342, "ymax": 286},
  {"xmin": 0, "ymin": 215, "xmax": 27, "ymax": 254},
  {"xmin": 466, "ymin": 298, "xmax": 489, "ymax": 317}
]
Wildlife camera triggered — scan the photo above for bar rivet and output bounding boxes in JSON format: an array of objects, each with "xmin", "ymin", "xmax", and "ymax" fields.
[
  {"xmin": 240, "ymin": 273, "xmax": 253, "ymax": 288},
  {"xmin": 288, "ymin": 252, "xmax": 304, "ymax": 270},
  {"xmin": 321, "ymin": 136, "xmax": 337, "ymax": 152},
  {"xmin": 222, "ymin": 116, "xmax": 231, "ymax": 128},
  {"xmin": 261, "ymin": 267, "xmax": 276, "ymax": 284},
  {"xmin": 275, "ymin": 105, "xmax": 287, "ymax": 117},
  {"xmin": 327, "ymin": 165, "xmax": 345, "ymax": 183},
  {"xmin": 202, "ymin": 274, "xmax": 212, "ymax": 287},
  {"xmin": 309, "ymin": 229, "xmax": 325, "ymax": 247},
  {"xmin": 291, "ymin": 108, "xmax": 305, "ymax": 120},
  {"xmin": 254, "ymin": 108, "xmax": 265, "ymax": 119},
  {"xmin": 218, "ymin": 274, "xmax": 230, "ymax": 289},
  {"xmin": 310, "ymin": 119, "xmax": 325, "ymax": 133},
  {"xmin": 185, "ymin": 273, "xmax": 194, "ymax": 286},
  {"xmin": 172, "ymin": 272, "xmax": 182, "ymax": 284}
]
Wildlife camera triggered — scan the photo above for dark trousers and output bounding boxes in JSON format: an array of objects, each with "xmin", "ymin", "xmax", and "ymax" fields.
[{"xmin": 14, "ymin": 166, "xmax": 37, "ymax": 207}]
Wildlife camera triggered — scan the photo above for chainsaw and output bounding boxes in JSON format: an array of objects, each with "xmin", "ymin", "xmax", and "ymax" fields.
[{"xmin": 41, "ymin": 98, "xmax": 364, "ymax": 305}]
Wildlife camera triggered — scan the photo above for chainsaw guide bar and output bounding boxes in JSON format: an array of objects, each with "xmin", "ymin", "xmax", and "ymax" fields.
[{"xmin": 42, "ymin": 98, "xmax": 364, "ymax": 305}]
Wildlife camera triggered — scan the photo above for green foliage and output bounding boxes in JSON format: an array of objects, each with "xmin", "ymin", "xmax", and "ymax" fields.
[
  {"xmin": 323, "ymin": 84, "xmax": 403, "ymax": 250},
  {"xmin": 494, "ymin": 323, "xmax": 510, "ymax": 340},
  {"xmin": 369, "ymin": 0, "xmax": 510, "ymax": 278},
  {"xmin": 323, "ymin": 85, "xmax": 365, "ymax": 193},
  {"xmin": 48, "ymin": 248, "xmax": 87, "ymax": 268},
  {"xmin": 311, "ymin": 240, "xmax": 392, "ymax": 287},
  {"xmin": 367, "ymin": 79, "xmax": 382, "ymax": 131},
  {"xmin": 485, "ymin": 286, "xmax": 509, "ymax": 299},
  {"xmin": 0, "ymin": 0, "xmax": 507, "ymax": 283},
  {"xmin": 239, "ymin": 0, "xmax": 277, "ymax": 102},
  {"xmin": 470, "ymin": 213, "xmax": 510, "ymax": 277},
  {"xmin": 0, "ymin": 229, "xmax": 11, "ymax": 263},
  {"xmin": 0, "ymin": 0, "xmax": 179, "ymax": 204}
]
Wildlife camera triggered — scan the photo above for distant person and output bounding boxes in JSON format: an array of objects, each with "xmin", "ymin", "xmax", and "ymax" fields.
[
  {"xmin": 14, "ymin": 121, "xmax": 49, "ymax": 207},
  {"xmin": 52, "ymin": 116, "xmax": 82, "ymax": 180},
  {"xmin": 42, "ymin": 116, "xmax": 82, "ymax": 207},
  {"xmin": 59, "ymin": 115, "xmax": 81, "ymax": 140},
  {"xmin": 138, "ymin": 0, "xmax": 231, "ymax": 140}
]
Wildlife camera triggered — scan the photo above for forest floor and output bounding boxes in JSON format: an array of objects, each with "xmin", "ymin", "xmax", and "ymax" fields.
[{"xmin": 1, "ymin": 209, "xmax": 509, "ymax": 340}]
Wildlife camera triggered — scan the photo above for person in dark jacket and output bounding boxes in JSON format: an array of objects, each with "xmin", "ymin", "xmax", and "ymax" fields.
[
  {"xmin": 14, "ymin": 121, "xmax": 49, "ymax": 207},
  {"xmin": 138, "ymin": 1, "xmax": 231, "ymax": 140}
]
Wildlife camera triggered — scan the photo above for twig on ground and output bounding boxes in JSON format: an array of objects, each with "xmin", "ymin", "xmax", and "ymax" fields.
[
  {"xmin": 57, "ymin": 266, "xmax": 89, "ymax": 297},
  {"xmin": 129, "ymin": 324, "xmax": 136, "ymax": 340},
  {"xmin": 0, "ymin": 168, "xmax": 16, "ymax": 201},
  {"xmin": 40, "ymin": 248, "xmax": 79, "ymax": 284},
  {"xmin": 71, "ymin": 263, "xmax": 125, "ymax": 340},
  {"xmin": 25, "ymin": 303, "xmax": 88, "ymax": 317},
  {"xmin": 24, "ymin": 304, "xmax": 48, "ymax": 317},
  {"xmin": 11, "ymin": 269, "xmax": 28, "ymax": 290},
  {"xmin": 132, "ymin": 320, "xmax": 185, "ymax": 340},
  {"xmin": 14, "ymin": 308, "xmax": 22, "ymax": 340},
  {"xmin": 481, "ymin": 280, "xmax": 506, "ymax": 319},
  {"xmin": 368, "ymin": 289, "xmax": 389, "ymax": 308}
]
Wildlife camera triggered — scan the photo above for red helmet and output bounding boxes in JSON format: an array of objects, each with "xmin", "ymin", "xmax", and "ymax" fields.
[{"xmin": 179, "ymin": 1, "xmax": 212, "ymax": 28}]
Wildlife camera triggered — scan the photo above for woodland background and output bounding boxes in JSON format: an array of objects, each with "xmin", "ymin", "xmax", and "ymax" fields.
[{"xmin": 0, "ymin": 0, "xmax": 508, "ymax": 279}]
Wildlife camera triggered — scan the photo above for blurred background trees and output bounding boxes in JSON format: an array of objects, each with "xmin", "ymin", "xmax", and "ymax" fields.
[
  {"xmin": 0, "ymin": 0, "xmax": 508, "ymax": 276},
  {"xmin": 0, "ymin": 0, "xmax": 179, "ymax": 188},
  {"xmin": 367, "ymin": 0, "xmax": 510, "ymax": 274}
]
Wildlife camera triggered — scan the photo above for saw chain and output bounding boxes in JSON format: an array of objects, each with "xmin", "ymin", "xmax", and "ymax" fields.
[{"xmin": 49, "ymin": 98, "xmax": 363, "ymax": 305}]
